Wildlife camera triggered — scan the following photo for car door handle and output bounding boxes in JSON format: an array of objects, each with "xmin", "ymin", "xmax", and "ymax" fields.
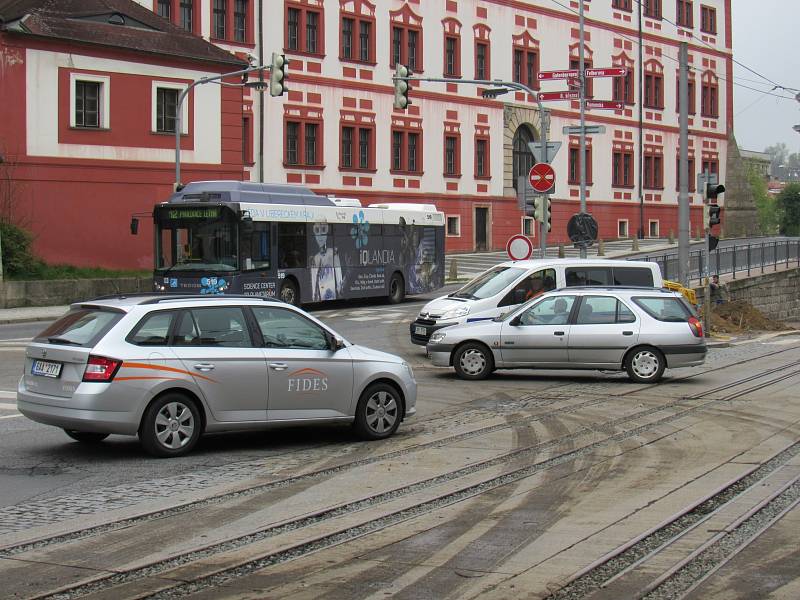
[
  {"xmin": 269, "ymin": 362, "xmax": 289, "ymax": 371},
  {"xmin": 193, "ymin": 363, "xmax": 215, "ymax": 372},
  {"xmin": 622, "ymin": 331, "xmax": 634, "ymax": 336},
  {"xmin": 554, "ymin": 331, "xmax": 565, "ymax": 336}
]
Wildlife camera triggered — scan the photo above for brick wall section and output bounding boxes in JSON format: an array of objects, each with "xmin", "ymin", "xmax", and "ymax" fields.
[{"xmin": 695, "ymin": 267, "xmax": 800, "ymax": 321}]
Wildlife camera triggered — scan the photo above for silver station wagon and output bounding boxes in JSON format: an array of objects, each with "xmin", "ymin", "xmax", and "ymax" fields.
[
  {"xmin": 426, "ymin": 288, "xmax": 706, "ymax": 383},
  {"xmin": 17, "ymin": 296, "xmax": 416, "ymax": 457}
]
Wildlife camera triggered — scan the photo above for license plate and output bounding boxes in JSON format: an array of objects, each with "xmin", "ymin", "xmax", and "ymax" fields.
[
  {"xmin": 415, "ymin": 326, "xmax": 427, "ymax": 336},
  {"xmin": 31, "ymin": 360, "xmax": 62, "ymax": 378}
]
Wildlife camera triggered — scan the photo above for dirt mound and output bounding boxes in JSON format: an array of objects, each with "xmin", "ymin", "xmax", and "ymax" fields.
[{"xmin": 709, "ymin": 300, "xmax": 791, "ymax": 334}]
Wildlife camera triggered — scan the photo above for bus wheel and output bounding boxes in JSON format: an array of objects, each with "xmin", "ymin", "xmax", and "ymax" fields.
[
  {"xmin": 279, "ymin": 279, "xmax": 300, "ymax": 305},
  {"xmin": 388, "ymin": 272, "xmax": 405, "ymax": 304}
]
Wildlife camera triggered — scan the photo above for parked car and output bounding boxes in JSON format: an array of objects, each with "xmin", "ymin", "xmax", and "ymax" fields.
[
  {"xmin": 17, "ymin": 295, "xmax": 416, "ymax": 457},
  {"xmin": 425, "ymin": 287, "xmax": 706, "ymax": 383},
  {"xmin": 410, "ymin": 259, "xmax": 664, "ymax": 345}
]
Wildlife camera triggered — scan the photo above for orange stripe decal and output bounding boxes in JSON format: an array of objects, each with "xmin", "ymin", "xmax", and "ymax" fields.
[
  {"xmin": 289, "ymin": 368, "xmax": 326, "ymax": 377},
  {"xmin": 122, "ymin": 362, "xmax": 218, "ymax": 384},
  {"xmin": 115, "ymin": 376, "xmax": 183, "ymax": 382}
]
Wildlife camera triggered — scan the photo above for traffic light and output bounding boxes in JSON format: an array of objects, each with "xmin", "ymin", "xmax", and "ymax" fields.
[
  {"xmin": 544, "ymin": 198, "xmax": 552, "ymax": 232},
  {"xmin": 708, "ymin": 204, "xmax": 721, "ymax": 227},
  {"xmin": 531, "ymin": 197, "xmax": 544, "ymax": 221},
  {"xmin": 269, "ymin": 52, "xmax": 288, "ymax": 97},
  {"xmin": 709, "ymin": 235, "xmax": 719, "ymax": 252},
  {"xmin": 528, "ymin": 197, "xmax": 552, "ymax": 231},
  {"xmin": 706, "ymin": 182, "xmax": 725, "ymax": 202},
  {"xmin": 393, "ymin": 64, "xmax": 412, "ymax": 109}
]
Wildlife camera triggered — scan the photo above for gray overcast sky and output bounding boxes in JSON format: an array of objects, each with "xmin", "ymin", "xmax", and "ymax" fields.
[{"xmin": 732, "ymin": 0, "xmax": 800, "ymax": 154}]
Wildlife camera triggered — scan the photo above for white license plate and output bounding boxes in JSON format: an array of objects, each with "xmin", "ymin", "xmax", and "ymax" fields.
[
  {"xmin": 415, "ymin": 326, "xmax": 427, "ymax": 336},
  {"xmin": 31, "ymin": 360, "xmax": 62, "ymax": 378}
]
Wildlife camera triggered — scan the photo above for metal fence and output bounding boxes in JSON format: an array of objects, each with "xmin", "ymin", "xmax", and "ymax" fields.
[{"xmin": 640, "ymin": 239, "xmax": 800, "ymax": 284}]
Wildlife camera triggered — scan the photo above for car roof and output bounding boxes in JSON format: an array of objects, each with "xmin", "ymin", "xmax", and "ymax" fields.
[
  {"xmin": 72, "ymin": 294, "xmax": 289, "ymax": 312},
  {"xmin": 544, "ymin": 287, "xmax": 680, "ymax": 297},
  {"xmin": 495, "ymin": 258, "xmax": 658, "ymax": 269}
]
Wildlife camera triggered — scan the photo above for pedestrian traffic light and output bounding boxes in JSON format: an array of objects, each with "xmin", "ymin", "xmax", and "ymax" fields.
[
  {"xmin": 393, "ymin": 64, "xmax": 412, "ymax": 109},
  {"xmin": 708, "ymin": 235, "xmax": 719, "ymax": 252},
  {"xmin": 708, "ymin": 204, "xmax": 721, "ymax": 227},
  {"xmin": 269, "ymin": 52, "xmax": 288, "ymax": 97}
]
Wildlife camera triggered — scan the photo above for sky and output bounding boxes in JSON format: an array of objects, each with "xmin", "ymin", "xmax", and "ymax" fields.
[{"xmin": 732, "ymin": 0, "xmax": 800, "ymax": 154}]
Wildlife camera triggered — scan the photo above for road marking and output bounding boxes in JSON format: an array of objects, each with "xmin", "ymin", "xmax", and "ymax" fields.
[
  {"xmin": 0, "ymin": 414, "xmax": 22, "ymax": 420},
  {"xmin": 0, "ymin": 391, "xmax": 17, "ymax": 399}
]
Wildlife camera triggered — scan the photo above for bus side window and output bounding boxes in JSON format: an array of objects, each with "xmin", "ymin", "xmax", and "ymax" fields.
[
  {"xmin": 241, "ymin": 223, "xmax": 271, "ymax": 271},
  {"xmin": 278, "ymin": 223, "xmax": 307, "ymax": 269}
]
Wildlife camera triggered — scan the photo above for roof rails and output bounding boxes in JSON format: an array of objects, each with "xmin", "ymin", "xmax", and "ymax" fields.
[{"xmin": 140, "ymin": 295, "xmax": 284, "ymax": 305}]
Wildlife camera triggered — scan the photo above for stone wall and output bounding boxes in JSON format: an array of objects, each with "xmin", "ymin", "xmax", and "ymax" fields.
[
  {"xmin": 0, "ymin": 278, "xmax": 151, "ymax": 309},
  {"xmin": 723, "ymin": 135, "xmax": 760, "ymax": 238},
  {"xmin": 698, "ymin": 267, "xmax": 800, "ymax": 321}
]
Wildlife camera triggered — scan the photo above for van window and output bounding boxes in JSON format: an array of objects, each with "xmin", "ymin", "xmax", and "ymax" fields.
[
  {"xmin": 451, "ymin": 266, "xmax": 526, "ymax": 300},
  {"xmin": 613, "ymin": 267, "xmax": 654, "ymax": 287},
  {"xmin": 498, "ymin": 268, "xmax": 557, "ymax": 307},
  {"xmin": 566, "ymin": 267, "xmax": 611, "ymax": 286}
]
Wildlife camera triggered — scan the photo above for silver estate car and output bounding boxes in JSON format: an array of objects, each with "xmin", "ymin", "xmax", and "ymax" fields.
[
  {"xmin": 17, "ymin": 296, "xmax": 416, "ymax": 457},
  {"xmin": 426, "ymin": 288, "xmax": 706, "ymax": 383}
]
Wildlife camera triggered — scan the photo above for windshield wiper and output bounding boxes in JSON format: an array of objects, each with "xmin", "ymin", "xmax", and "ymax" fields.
[{"xmin": 47, "ymin": 337, "xmax": 81, "ymax": 346}]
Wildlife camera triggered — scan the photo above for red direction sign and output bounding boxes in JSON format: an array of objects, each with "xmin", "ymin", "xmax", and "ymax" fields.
[
  {"xmin": 538, "ymin": 69, "xmax": 579, "ymax": 81},
  {"xmin": 538, "ymin": 90, "xmax": 580, "ymax": 102},
  {"xmin": 529, "ymin": 163, "xmax": 556, "ymax": 193},
  {"xmin": 584, "ymin": 67, "xmax": 627, "ymax": 78},
  {"xmin": 506, "ymin": 234, "xmax": 534, "ymax": 261},
  {"xmin": 586, "ymin": 100, "xmax": 625, "ymax": 110}
]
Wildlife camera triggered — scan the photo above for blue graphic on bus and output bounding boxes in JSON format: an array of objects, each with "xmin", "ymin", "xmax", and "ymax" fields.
[
  {"xmin": 350, "ymin": 211, "xmax": 370, "ymax": 249},
  {"xmin": 200, "ymin": 277, "xmax": 228, "ymax": 295}
]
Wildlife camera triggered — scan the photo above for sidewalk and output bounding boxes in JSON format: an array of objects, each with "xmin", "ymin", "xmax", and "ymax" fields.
[{"xmin": 0, "ymin": 305, "xmax": 70, "ymax": 325}]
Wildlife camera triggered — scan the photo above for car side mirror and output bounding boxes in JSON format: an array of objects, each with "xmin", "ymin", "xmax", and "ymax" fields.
[{"xmin": 328, "ymin": 333, "xmax": 346, "ymax": 351}]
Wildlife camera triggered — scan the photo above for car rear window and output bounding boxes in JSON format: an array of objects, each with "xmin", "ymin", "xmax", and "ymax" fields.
[
  {"xmin": 633, "ymin": 297, "xmax": 691, "ymax": 322},
  {"xmin": 613, "ymin": 267, "xmax": 654, "ymax": 287},
  {"xmin": 35, "ymin": 308, "xmax": 123, "ymax": 347}
]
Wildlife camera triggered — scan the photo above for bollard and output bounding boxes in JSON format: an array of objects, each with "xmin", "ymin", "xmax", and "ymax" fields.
[
  {"xmin": 448, "ymin": 259, "xmax": 458, "ymax": 281},
  {"xmin": 668, "ymin": 229, "xmax": 675, "ymax": 244},
  {"xmin": 597, "ymin": 239, "xmax": 605, "ymax": 256},
  {"xmin": 631, "ymin": 236, "xmax": 640, "ymax": 251},
  {"xmin": 558, "ymin": 244, "xmax": 565, "ymax": 258}
]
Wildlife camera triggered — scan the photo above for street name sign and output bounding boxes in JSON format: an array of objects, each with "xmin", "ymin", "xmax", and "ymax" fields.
[
  {"xmin": 584, "ymin": 67, "xmax": 627, "ymax": 78},
  {"xmin": 527, "ymin": 141, "xmax": 562, "ymax": 164},
  {"xmin": 529, "ymin": 163, "xmax": 556, "ymax": 194},
  {"xmin": 585, "ymin": 100, "xmax": 624, "ymax": 110},
  {"xmin": 538, "ymin": 90, "xmax": 580, "ymax": 101},
  {"xmin": 538, "ymin": 69, "xmax": 579, "ymax": 81},
  {"xmin": 562, "ymin": 125, "xmax": 606, "ymax": 135},
  {"xmin": 507, "ymin": 234, "xmax": 534, "ymax": 261}
]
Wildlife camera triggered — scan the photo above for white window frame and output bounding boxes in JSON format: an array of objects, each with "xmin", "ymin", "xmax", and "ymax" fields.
[
  {"xmin": 446, "ymin": 215, "xmax": 461, "ymax": 237},
  {"xmin": 648, "ymin": 219, "xmax": 660, "ymax": 238},
  {"xmin": 617, "ymin": 219, "xmax": 629, "ymax": 238},
  {"xmin": 151, "ymin": 81, "xmax": 189, "ymax": 135},
  {"xmin": 70, "ymin": 73, "xmax": 110, "ymax": 129},
  {"xmin": 521, "ymin": 216, "xmax": 536, "ymax": 237}
]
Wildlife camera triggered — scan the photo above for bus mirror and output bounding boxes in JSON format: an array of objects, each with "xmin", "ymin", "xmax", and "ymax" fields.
[{"xmin": 130, "ymin": 218, "xmax": 139, "ymax": 235}]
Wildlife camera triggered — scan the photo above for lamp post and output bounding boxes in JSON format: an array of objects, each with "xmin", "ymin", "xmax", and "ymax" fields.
[{"xmin": 175, "ymin": 65, "xmax": 267, "ymax": 190}]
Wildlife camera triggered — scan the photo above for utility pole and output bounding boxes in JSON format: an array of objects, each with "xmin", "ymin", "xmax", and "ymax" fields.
[
  {"xmin": 678, "ymin": 42, "xmax": 690, "ymax": 286},
  {"xmin": 578, "ymin": 0, "xmax": 587, "ymax": 258}
]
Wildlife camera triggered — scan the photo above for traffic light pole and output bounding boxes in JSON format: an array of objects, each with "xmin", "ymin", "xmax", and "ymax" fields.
[
  {"xmin": 578, "ymin": 0, "xmax": 587, "ymax": 259},
  {"xmin": 702, "ymin": 169, "xmax": 711, "ymax": 336},
  {"xmin": 678, "ymin": 43, "xmax": 691, "ymax": 287}
]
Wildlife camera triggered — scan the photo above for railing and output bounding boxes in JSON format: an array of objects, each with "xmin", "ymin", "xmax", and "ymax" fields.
[{"xmin": 640, "ymin": 240, "xmax": 800, "ymax": 285}]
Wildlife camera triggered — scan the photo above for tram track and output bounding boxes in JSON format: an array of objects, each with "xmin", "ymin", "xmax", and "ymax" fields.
[{"xmin": 19, "ymin": 362, "xmax": 800, "ymax": 600}]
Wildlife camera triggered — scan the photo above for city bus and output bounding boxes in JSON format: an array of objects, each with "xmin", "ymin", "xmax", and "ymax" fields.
[{"xmin": 135, "ymin": 181, "xmax": 445, "ymax": 305}]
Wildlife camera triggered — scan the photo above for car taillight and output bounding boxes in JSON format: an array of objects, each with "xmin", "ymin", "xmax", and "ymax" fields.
[
  {"xmin": 83, "ymin": 356, "xmax": 122, "ymax": 382},
  {"xmin": 688, "ymin": 316, "xmax": 703, "ymax": 338}
]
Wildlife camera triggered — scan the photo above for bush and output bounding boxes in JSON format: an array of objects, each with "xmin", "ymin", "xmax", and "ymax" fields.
[
  {"xmin": 0, "ymin": 221, "xmax": 42, "ymax": 277},
  {"xmin": 777, "ymin": 183, "xmax": 800, "ymax": 236}
]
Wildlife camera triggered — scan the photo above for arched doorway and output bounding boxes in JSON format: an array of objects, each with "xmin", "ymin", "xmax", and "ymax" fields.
[{"xmin": 512, "ymin": 124, "xmax": 537, "ymax": 191}]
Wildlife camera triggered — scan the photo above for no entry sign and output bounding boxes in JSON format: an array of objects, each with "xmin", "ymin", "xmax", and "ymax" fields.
[
  {"xmin": 506, "ymin": 234, "xmax": 534, "ymax": 261},
  {"xmin": 528, "ymin": 163, "xmax": 556, "ymax": 193}
]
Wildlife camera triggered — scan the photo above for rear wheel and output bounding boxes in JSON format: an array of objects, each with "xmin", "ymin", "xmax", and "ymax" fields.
[
  {"xmin": 388, "ymin": 272, "xmax": 405, "ymax": 304},
  {"xmin": 453, "ymin": 342, "xmax": 494, "ymax": 380},
  {"xmin": 279, "ymin": 278, "xmax": 300, "ymax": 306},
  {"xmin": 353, "ymin": 383, "xmax": 402, "ymax": 440},
  {"xmin": 139, "ymin": 393, "xmax": 201, "ymax": 458},
  {"xmin": 625, "ymin": 347, "xmax": 666, "ymax": 383},
  {"xmin": 63, "ymin": 430, "xmax": 109, "ymax": 444}
]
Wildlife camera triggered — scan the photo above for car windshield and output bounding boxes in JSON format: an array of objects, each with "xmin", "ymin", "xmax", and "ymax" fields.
[
  {"xmin": 156, "ymin": 215, "xmax": 238, "ymax": 273},
  {"xmin": 34, "ymin": 308, "xmax": 123, "ymax": 347},
  {"xmin": 450, "ymin": 267, "xmax": 527, "ymax": 300}
]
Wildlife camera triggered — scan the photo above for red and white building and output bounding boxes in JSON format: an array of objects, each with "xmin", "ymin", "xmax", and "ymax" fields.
[{"xmin": 1, "ymin": 0, "xmax": 733, "ymax": 267}]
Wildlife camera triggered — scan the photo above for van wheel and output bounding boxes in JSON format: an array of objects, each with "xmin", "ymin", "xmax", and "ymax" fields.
[
  {"xmin": 625, "ymin": 347, "xmax": 666, "ymax": 383},
  {"xmin": 388, "ymin": 272, "xmax": 405, "ymax": 304},
  {"xmin": 453, "ymin": 342, "xmax": 494, "ymax": 380},
  {"xmin": 279, "ymin": 279, "xmax": 300, "ymax": 306},
  {"xmin": 353, "ymin": 383, "xmax": 402, "ymax": 440},
  {"xmin": 64, "ymin": 430, "xmax": 109, "ymax": 443},
  {"xmin": 139, "ymin": 393, "xmax": 201, "ymax": 458}
]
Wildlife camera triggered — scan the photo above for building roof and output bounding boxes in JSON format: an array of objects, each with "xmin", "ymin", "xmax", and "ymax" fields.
[
  {"xmin": 0, "ymin": 0, "xmax": 246, "ymax": 68},
  {"xmin": 739, "ymin": 149, "xmax": 772, "ymax": 163}
]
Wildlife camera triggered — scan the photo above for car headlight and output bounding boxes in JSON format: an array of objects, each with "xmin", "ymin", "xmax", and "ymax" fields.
[
  {"xmin": 441, "ymin": 305, "xmax": 470, "ymax": 320},
  {"xmin": 429, "ymin": 331, "xmax": 446, "ymax": 344}
]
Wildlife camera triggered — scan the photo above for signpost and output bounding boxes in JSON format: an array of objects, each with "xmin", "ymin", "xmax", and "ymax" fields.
[
  {"xmin": 528, "ymin": 163, "xmax": 556, "ymax": 194},
  {"xmin": 584, "ymin": 67, "xmax": 627, "ymax": 78},
  {"xmin": 538, "ymin": 69, "xmax": 579, "ymax": 81},
  {"xmin": 538, "ymin": 91, "xmax": 581, "ymax": 102},
  {"xmin": 562, "ymin": 125, "xmax": 606, "ymax": 135},
  {"xmin": 506, "ymin": 234, "xmax": 534, "ymax": 261},
  {"xmin": 585, "ymin": 100, "xmax": 624, "ymax": 110},
  {"xmin": 527, "ymin": 141, "xmax": 562, "ymax": 164}
]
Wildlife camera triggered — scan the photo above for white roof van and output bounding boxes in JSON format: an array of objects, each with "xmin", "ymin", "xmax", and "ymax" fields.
[{"xmin": 410, "ymin": 258, "xmax": 663, "ymax": 345}]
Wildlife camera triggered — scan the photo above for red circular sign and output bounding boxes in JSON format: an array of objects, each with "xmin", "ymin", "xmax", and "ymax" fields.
[
  {"xmin": 528, "ymin": 163, "xmax": 556, "ymax": 193},
  {"xmin": 506, "ymin": 234, "xmax": 534, "ymax": 261}
]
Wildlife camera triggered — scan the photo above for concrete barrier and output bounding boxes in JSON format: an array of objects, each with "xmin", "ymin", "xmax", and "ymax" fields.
[{"xmin": 0, "ymin": 277, "xmax": 151, "ymax": 309}]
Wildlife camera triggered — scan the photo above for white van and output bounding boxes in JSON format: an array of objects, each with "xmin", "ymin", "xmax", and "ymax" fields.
[{"xmin": 409, "ymin": 259, "xmax": 664, "ymax": 345}]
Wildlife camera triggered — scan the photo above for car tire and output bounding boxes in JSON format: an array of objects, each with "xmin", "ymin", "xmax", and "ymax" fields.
[
  {"xmin": 625, "ymin": 347, "xmax": 666, "ymax": 383},
  {"xmin": 139, "ymin": 393, "xmax": 202, "ymax": 458},
  {"xmin": 453, "ymin": 342, "xmax": 494, "ymax": 380},
  {"xmin": 353, "ymin": 382, "xmax": 402, "ymax": 440},
  {"xmin": 63, "ymin": 429, "xmax": 109, "ymax": 443},
  {"xmin": 388, "ymin": 272, "xmax": 405, "ymax": 304},
  {"xmin": 279, "ymin": 278, "xmax": 300, "ymax": 306}
]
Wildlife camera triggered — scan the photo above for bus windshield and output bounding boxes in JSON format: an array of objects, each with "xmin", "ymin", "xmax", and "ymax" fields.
[
  {"xmin": 450, "ymin": 266, "xmax": 527, "ymax": 300},
  {"xmin": 156, "ymin": 218, "xmax": 237, "ymax": 272}
]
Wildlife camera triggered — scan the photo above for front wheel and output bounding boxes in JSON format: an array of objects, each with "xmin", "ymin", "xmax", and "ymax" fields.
[
  {"xmin": 353, "ymin": 383, "xmax": 402, "ymax": 440},
  {"xmin": 388, "ymin": 272, "xmax": 405, "ymax": 304},
  {"xmin": 625, "ymin": 347, "xmax": 666, "ymax": 383},
  {"xmin": 64, "ymin": 430, "xmax": 109, "ymax": 444},
  {"xmin": 453, "ymin": 342, "xmax": 494, "ymax": 380},
  {"xmin": 279, "ymin": 278, "xmax": 300, "ymax": 306},
  {"xmin": 139, "ymin": 394, "xmax": 201, "ymax": 458}
]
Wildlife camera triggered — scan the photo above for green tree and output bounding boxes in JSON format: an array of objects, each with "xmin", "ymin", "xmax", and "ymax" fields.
[
  {"xmin": 777, "ymin": 183, "xmax": 800, "ymax": 236},
  {"xmin": 746, "ymin": 165, "xmax": 779, "ymax": 234}
]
